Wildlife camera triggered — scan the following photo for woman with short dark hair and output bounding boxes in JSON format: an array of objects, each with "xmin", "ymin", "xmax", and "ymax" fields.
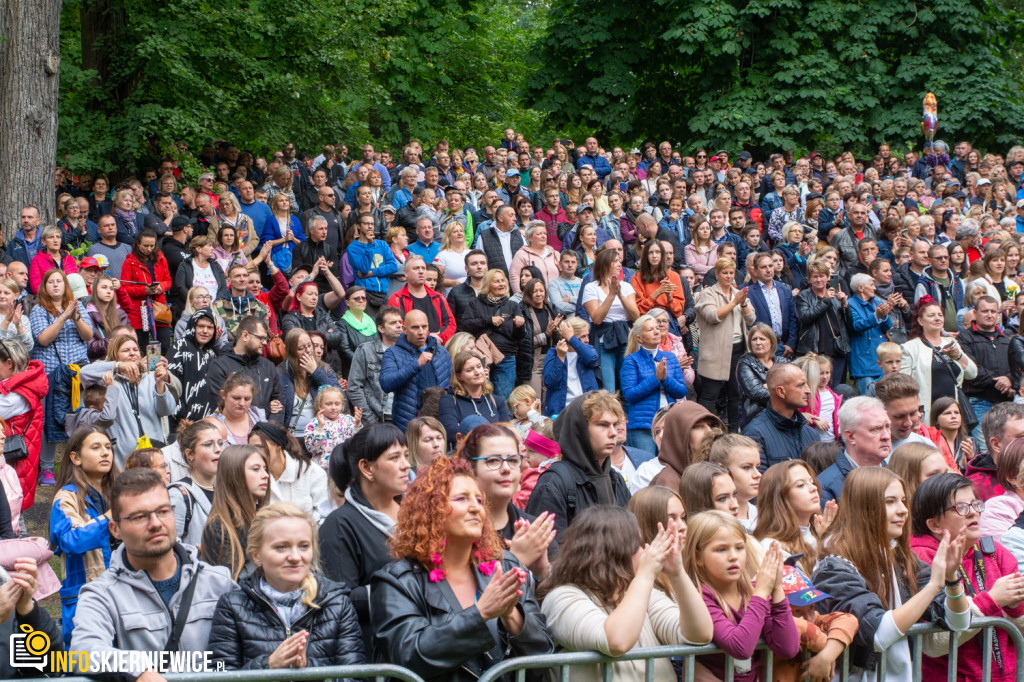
[
  {"xmin": 911, "ymin": 472, "xmax": 1024, "ymax": 682},
  {"xmin": 319, "ymin": 424, "xmax": 410, "ymax": 646}
]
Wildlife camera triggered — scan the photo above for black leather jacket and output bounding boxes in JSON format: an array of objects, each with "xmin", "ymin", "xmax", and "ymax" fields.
[
  {"xmin": 737, "ymin": 354, "xmax": 788, "ymax": 425},
  {"xmin": 795, "ymin": 288, "xmax": 851, "ymax": 356},
  {"xmin": 1009, "ymin": 334, "xmax": 1024, "ymax": 393},
  {"xmin": 370, "ymin": 552, "xmax": 554, "ymax": 682},
  {"xmin": 209, "ymin": 573, "xmax": 365, "ymax": 673}
]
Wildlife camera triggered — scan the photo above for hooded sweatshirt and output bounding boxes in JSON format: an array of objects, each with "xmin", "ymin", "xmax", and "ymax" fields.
[
  {"xmin": 167, "ymin": 308, "xmax": 220, "ymax": 421},
  {"xmin": 525, "ymin": 392, "xmax": 630, "ymax": 535},
  {"xmin": 649, "ymin": 401, "xmax": 725, "ymax": 490}
]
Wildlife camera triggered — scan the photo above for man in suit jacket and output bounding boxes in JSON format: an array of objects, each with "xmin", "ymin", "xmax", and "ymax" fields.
[
  {"xmin": 747, "ymin": 252, "xmax": 798, "ymax": 357},
  {"xmin": 475, "ymin": 204, "xmax": 524, "ymax": 276}
]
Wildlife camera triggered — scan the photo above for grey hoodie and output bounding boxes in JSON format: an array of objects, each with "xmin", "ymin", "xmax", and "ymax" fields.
[{"xmin": 70, "ymin": 543, "xmax": 236, "ymax": 679}]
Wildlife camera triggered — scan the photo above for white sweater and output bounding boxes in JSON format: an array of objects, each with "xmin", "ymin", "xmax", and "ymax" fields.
[
  {"xmin": 269, "ymin": 453, "xmax": 332, "ymax": 525},
  {"xmin": 541, "ymin": 585, "xmax": 697, "ymax": 682}
]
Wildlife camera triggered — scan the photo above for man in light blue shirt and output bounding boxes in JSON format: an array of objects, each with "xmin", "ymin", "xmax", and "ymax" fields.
[{"xmin": 407, "ymin": 217, "xmax": 440, "ymax": 263}]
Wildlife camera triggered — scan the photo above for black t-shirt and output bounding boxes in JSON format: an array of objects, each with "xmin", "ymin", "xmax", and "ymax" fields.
[
  {"xmin": 411, "ymin": 293, "xmax": 440, "ymax": 332},
  {"xmin": 316, "ymin": 207, "xmax": 340, "ymax": 237}
]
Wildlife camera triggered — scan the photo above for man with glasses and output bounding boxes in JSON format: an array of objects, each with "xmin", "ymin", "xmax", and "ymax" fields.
[
  {"xmin": 349, "ymin": 214, "xmax": 399, "ymax": 317},
  {"xmin": 351, "ymin": 144, "xmax": 391, "ymax": 192},
  {"xmin": 301, "ymin": 182, "xmax": 344, "ymax": 256},
  {"xmin": 73, "ymin": 469, "xmax": 237, "ymax": 682},
  {"xmin": 829, "ymin": 201, "xmax": 879, "ymax": 277},
  {"xmin": 205, "ymin": 315, "xmax": 284, "ymax": 423},
  {"xmin": 915, "ymin": 244, "xmax": 964, "ymax": 330}
]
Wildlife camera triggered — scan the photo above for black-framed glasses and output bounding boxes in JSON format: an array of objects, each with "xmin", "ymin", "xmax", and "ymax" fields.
[
  {"xmin": 118, "ymin": 506, "xmax": 174, "ymax": 526},
  {"xmin": 472, "ymin": 454, "xmax": 523, "ymax": 470},
  {"xmin": 946, "ymin": 500, "xmax": 984, "ymax": 517}
]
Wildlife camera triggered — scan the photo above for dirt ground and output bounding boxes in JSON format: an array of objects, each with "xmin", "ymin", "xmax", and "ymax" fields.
[{"xmin": 23, "ymin": 458, "xmax": 63, "ymax": 619}]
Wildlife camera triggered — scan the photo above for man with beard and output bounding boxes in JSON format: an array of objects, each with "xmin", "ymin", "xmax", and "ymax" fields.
[
  {"xmin": 71, "ymin": 469, "xmax": 237, "ymax": 682},
  {"xmin": 204, "ymin": 315, "xmax": 284, "ymax": 422}
]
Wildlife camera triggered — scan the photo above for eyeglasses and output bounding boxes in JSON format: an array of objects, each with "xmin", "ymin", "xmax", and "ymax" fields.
[
  {"xmin": 118, "ymin": 506, "xmax": 174, "ymax": 526},
  {"xmin": 194, "ymin": 295, "xmax": 212, "ymax": 301},
  {"xmin": 946, "ymin": 500, "xmax": 985, "ymax": 517},
  {"xmin": 349, "ymin": 296, "xmax": 366, "ymax": 302},
  {"xmin": 250, "ymin": 333, "xmax": 269, "ymax": 343},
  {"xmin": 697, "ymin": 154, "xmax": 707, "ymax": 159},
  {"xmin": 472, "ymin": 454, "xmax": 523, "ymax": 470},
  {"xmin": 198, "ymin": 439, "xmax": 227, "ymax": 449}
]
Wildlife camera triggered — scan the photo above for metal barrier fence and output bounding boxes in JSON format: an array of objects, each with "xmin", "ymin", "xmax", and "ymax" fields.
[
  {"xmin": 55, "ymin": 616, "xmax": 1024, "ymax": 682},
  {"xmin": 474, "ymin": 616, "xmax": 1024, "ymax": 682},
  {"xmin": 61, "ymin": 664, "xmax": 427, "ymax": 682}
]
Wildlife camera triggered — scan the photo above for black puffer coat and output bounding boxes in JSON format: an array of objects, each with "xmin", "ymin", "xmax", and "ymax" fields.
[{"xmin": 208, "ymin": 573, "xmax": 365, "ymax": 672}]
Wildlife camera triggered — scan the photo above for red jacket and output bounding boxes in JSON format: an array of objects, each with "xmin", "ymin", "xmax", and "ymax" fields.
[
  {"xmin": 0, "ymin": 361, "xmax": 47, "ymax": 510},
  {"xmin": 120, "ymin": 252, "xmax": 172, "ymax": 329},
  {"xmin": 911, "ymin": 533, "xmax": 1023, "ymax": 682},
  {"xmin": 388, "ymin": 285, "xmax": 456, "ymax": 343},
  {"xmin": 257, "ymin": 268, "xmax": 290, "ymax": 337}
]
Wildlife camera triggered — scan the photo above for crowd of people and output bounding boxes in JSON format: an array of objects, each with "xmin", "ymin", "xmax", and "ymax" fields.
[{"xmin": 3, "ymin": 133, "xmax": 1024, "ymax": 681}]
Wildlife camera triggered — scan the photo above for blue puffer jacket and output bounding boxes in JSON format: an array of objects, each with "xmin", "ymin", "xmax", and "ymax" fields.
[
  {"xmin": 542, "ymin": 336, "xmax": 599, "ymax": 416},
  {"xmin": 49, "ymin": 484, "xmax": 110, "ymax": 645},
  {"xmin": 619, "ymin": 349, "xmax": 687, "ymax": 431},
  {"xmin": 849, "ymin": 295, "xmax": 892, "ymax": 378},
  {"xmin": 379, "ymin": 334, "xmax": 452, "ymax": 431}
]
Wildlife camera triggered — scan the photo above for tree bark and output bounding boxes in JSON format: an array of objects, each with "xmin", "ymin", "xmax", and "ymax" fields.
[{"xmin": 0, "ymin": 0, "xmax": 62, "ymax": 241}]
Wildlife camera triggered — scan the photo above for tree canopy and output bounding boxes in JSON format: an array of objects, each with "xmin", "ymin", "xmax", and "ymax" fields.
[
  {"xmin": 524, "ymin": 0, "xmax": 1024, "ymax": 156},
  {"xmin": 57, "ymin": 0, "xmax": 549, "ymax": 172},
  {"xmin": 55, "ymin": 0, "xmax": 1024, "ymax": 173}
]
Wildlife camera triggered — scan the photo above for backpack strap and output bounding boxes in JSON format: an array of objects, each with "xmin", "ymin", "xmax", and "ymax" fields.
[
  {"xmin": 169, "ymin": 483, "xmax": 193, "ymax": 538},
  {"xmin": 551, "ymin": 463, "xmax": 577, "ymax": 520}
]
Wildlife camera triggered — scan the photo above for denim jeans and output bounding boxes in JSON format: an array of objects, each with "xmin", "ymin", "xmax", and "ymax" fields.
[
  {"xmin": 969, "ymin": 398, "xmax": 994, "ymax": 451},
  {"xmin": 854, "ymin": 376, "xmax": 875, "ymax": 396},
  {"xmin": 40, "ymin": 441, "xmax": 57, "ymax": 472},
  {"xmin": 626, "ymin": 429, "xmax": 657, "ymax": 455},
  {"xmin": 490, "ymin": 355, "xmax": 516, "ymax": 405},
  {"xmin": 597, "ymin": 342, "xmax": 625, "ymax": 393}
]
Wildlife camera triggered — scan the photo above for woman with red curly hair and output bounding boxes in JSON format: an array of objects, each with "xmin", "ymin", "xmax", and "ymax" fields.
[{"xmin": 370, "ymin": 456, "xmax": 554, "ymax": 681}]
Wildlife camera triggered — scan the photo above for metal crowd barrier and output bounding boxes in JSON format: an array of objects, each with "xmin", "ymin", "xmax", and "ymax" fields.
[
  {"xmin": 61, "ymin": 664, "xmax": 427, "ymax": 682},
  {"xmin": 56, "ymin": 616, "xmax": 1024, "ymax": 682},
  {"xmin": 474, "ymin": 616, "xmax": 1024, "ymax": 682}
]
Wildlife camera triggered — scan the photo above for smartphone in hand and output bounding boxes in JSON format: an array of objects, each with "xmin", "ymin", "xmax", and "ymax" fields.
[{"xmin": 146, "ymin": 342, "xmax": 161, "ymax": 372}]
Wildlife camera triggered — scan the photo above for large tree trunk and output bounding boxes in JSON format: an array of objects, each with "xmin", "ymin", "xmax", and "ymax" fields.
[{"xmin": 0, "ymin": 0, "xmax": 62, "ymax": 241}]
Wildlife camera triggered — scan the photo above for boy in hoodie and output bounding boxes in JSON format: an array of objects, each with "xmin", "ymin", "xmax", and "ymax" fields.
[
  {"xmin": 526, "ymin": 390, "xmax": 631, "ymax": 536},
  {"xmin": 646, "ymin": 401, "xmax": 725, "ymax": 491}
]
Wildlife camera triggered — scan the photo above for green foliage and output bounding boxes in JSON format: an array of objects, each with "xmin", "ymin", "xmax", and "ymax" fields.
[
  {"xmin": 57, "ymin": 0, "xmax": 554, "ymax": 172},
  {"xmin": 525, "ymin": 0, "xmax": 1024, "ymax": 155}
]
